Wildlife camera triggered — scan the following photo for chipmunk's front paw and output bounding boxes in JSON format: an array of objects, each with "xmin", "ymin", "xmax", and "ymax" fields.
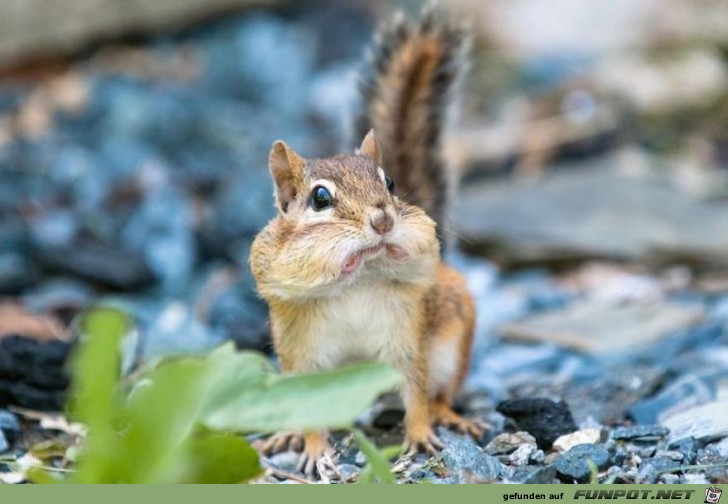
[
  {"xmin": 296, "ymin": 433, "xmax": 334, "ymax": 478},
  {"xmin": 404, "ymin": 428, "xmax": 444, "ymax": 457},
  {"xmin": 256, "ymin": 431, "xmax": 304, "ymax": 455},
  {"xmin": 431, "ymin": 403, "xmax": 490, "ymax": 440}
]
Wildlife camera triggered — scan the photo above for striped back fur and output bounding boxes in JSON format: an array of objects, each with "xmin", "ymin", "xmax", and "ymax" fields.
[{"xmin": 355, "ymin": 6, "xmax": 468, "ymax": 241}]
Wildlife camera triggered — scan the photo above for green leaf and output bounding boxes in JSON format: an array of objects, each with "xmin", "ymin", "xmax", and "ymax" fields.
[
  {"xmin": 183, "ymin": 430, "xmax": 262, "ymax": 483},
  {"xmin": 120, "ymin": 358, "xmax": 211, "ymax": 483},
  {"xmin": 67, "ymin": 307, "xmax": 130, "ymax": 484},
  {"xmin": 353, "ymin": 430, "xmax": 396, "ymax": 484},
  {"xmin": 203, "ymin": 362, "xmax": 402, "ymax": 433},
  {"xmin": 199, "ymin": 344, "xmax": 274, "ymax": 414},
  {"xmin": 27, "ymin": 467, "xmax": 63, "ymax": 484}
]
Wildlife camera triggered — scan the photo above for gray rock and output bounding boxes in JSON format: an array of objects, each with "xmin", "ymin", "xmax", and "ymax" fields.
[
  {"xmin": 629, "ymin": 374, "xmax": 715, "ymax": 425},
  {"xmin": 33, "ymin": 239, "xmax": 155, "ymax": 291},
  {"xmin": 500, "ymin": 298, "xmax": 703, "ymax": 355},
  {"xmin": 139, "ymin": 301, "xmax": 225, "ymax": 360},
  {"xmin": 0, "ymin": 410, "xmax": 21, "ymax": 444},
  {"xmin": 667, "ymin": 436, "xmax": 701, "ymax": 464},
  {"xmin": 636, "ymin": 464, "xmax": 658, "ymax": 484},
  {"xmin": 681, "ymin": 473, "xmax": 710, "ymax": 484},
  {"xmin": 485, "ymin": 431, "xmax": 536, "ymax": 455},
  {"xmin": 0, "ymin": 430, "xmax": 7, "ymax": 453},
  {"xmin": 664, "ymin": 400, "xmax": 728, "ymax": 443},
  {"xmin": 267, "ymin": 451, "xmax": 299, "ymax": 473},
  {"xmin": 553, "ymin": 428, "xmax": 602, "ymax": 452},
  {"xmin": 568, "ymin": 367, "xmax": 665, "ymax": 425},
  {"xmin": 660, "ymin": 473, "xmax": 680, "ymax": 484},
  {"xmin": 121, "ymin": 186, "xmax": 197, "ymax": 295},
  {"xmin": 508, "ymin": 443, "xmax": 538, "ymax": 466},
  {"xmin": 454, "ymin": 161, "xmax": 728, "ymax": 265},
  {"xmin": 205, "ymin": 278, "xmax": 270, "ymax": 353},
  {"xmin": 337, "ymin": 463, "xmax": 360, "ymax": 480},
  {"xmin": 638, "ymin": 456, "xmax": 679, "ymax": 483},
  {"xmin": 521, "ymin": 465, "xmax": 557, "ymax": 484},
  {"xmin": 709, "ymin": 437, "xmax": 728, "ymax": 459},
  {"xmin": 654, "ymin": 450, "xmax": 684, "ymax": 461},
  {"xmin": 553, "ymin": 443, "xmax": 613, "ymax": 483},
  {"xmin": 21, "ymin": 279, "xmax": 92, "ymax": 314},
  {"xmin": 611, "ymin": 425, "xmax": 669, "ymax": 442},
  {"xmin": 440, "ymin": 431, "xmax": 510, "ymax": 483},
  {"xmin": 0, "ymin": 251, "xmax": 35, "ymax": 294}
]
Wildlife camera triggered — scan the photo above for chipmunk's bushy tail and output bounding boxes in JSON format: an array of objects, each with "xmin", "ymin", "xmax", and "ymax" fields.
[{"xmin": 355, "ymin": 7, "xmax": 468, "ymax": 234}]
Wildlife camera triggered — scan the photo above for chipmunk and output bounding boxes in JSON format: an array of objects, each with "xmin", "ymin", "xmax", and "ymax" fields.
[{"xmin": 250, "ymin": 8, "xmax": 484, "ymax": 475}]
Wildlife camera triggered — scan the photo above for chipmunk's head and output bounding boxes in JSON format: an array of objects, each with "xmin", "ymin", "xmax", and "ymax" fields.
[{"xmin": 266, "ymin": 130, "xmax": 438, "ymax": 296}]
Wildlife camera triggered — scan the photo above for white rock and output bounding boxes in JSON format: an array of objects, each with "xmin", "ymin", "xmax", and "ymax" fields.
[{"xmin": 552, "ymin": 428, "xmax": 602, "ymax": 452}]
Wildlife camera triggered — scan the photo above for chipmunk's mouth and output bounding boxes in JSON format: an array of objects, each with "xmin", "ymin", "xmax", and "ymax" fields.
[{"xmin": 341, "ymin": 243, "xmax": 409, "ymax": 276}]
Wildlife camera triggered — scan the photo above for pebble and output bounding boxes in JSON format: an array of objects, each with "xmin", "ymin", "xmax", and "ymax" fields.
[
  {"xmin": 553, "ymin": 444, "xmax": 613, "ymax": 483},
  {"xmin": 0, "ymin": 336, "xmax": 71, "ymax": 410},
  {"xmin": 637, "ymin": 456, "xmax": 679, "ymax": 483},
  {"xmin": 33, "ymin": 239, "xmax": 155, "ymax": 291},
  {"xmin": 681, "ymin": 473, "xmax": 710, "ymax": 484},
  {"xmin": 508, "ymin": 443, "xmax": 538, "ymax": 466},
  {"xmin": 496, "ymin": 398, "xmax": 577, "ymax": 449},
  {"xmin": 268, "ymin": 451, "xmax": 299, "ymax": 473},
  {"xmin": 660, "ymin": 473, "xmax": 680, "ymax": 484},
  {"xmin": 440, "ymin": 431, "xmax": 510, "ymax": 483},
  {"xmin": 484, "ymin": 431, "xmax": 536, "ymax": 455},
  {"xmin": 711, "ymin": 437, "xmax": 728, "ymax": 459},
  {"xmin": 0, "ymin": 252, "xmax": 35, "ymax": 294},
  {"xmin": 553, "ymin": 428, "xmax": 602, "ymax": 452},
  {"xmin": 337, "ymin": 463, "xmax": 360, "ymax": 480},
  {"xmin": 0, "ymin": 410, "xmax": 21, "ymax": 444},
  {"xmin": 611, "ymin": 425, "xmax": 669, "ymax": 442},
  {"xmin": 654, "ymin": 450, "xmax": 684, "ymax": 461},
  {"xmin": 667, "ymin": 437, "xmax": 701, "ymax": 464},
  {"xmin": 521, "ymin": 465, "xmax": 558, "ymax": 484}
]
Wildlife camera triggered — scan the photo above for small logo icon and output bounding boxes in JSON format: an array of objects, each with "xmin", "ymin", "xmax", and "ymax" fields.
[{"xmin": 705, "ymin": 486, "xmax": 723, "ymax": 504}]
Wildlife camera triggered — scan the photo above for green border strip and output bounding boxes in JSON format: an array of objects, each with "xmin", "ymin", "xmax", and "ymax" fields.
[{"xmin": 0, "ymin": 484, "xmax": 719, "ymax": 504}]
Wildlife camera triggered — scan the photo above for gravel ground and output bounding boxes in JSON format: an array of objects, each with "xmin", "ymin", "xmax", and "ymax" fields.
[{"xmin": 0, "ymin": 3, "xmax": 726, "ymax": 484}]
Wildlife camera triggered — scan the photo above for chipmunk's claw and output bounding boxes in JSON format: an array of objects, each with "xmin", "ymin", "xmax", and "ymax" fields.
[
  {"xmin": 256, "ymin": 431, "xmax": 304, "ymax": 456},
  {"xmin": 439, "ymin": 416, "xmax": 490, "ymax": 440},
  {"xmin": 296, "ymin": 447, "xmax": 337, "ymax": 480},
  {"xmin": 404, "ymin": 431, "xmax": 444, "ymax": 457},
  {"xmin": 431, "ymin": 404, "xmax": 490, "ymax": 442}
]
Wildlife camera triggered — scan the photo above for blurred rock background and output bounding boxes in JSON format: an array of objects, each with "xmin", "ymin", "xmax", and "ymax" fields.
[{"xmin": 0, "ymin": 0, "xmax": 727, "ymax": 484}]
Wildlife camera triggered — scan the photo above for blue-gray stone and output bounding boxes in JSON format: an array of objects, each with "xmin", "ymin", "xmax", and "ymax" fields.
[
  {"xmin": 668, "ymin": 436, "xmax": 701, "ymax": 464},
  {"xmin": 611, "ymin": 425, "xmax": 669, "ymax": 442},
  {"xmin": 0, "ymin": 410, "xmax": 21, "ymax": 445},
  {"xmin": 628, "ymin": 374, "xmax": 714, "ymax": 425},
  {"xmin": 440, "ymin": 430, "xmax": 510, "ymax": 483},
  {"xmin": 553, "ymin": 443, "xmax": 612, "ymax": 483}
]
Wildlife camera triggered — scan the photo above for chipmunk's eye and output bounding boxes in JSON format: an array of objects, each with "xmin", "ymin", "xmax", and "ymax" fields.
[
  {"xmin": 385, "ymin": 174, "xmax": 395, "ymax": 194},
  {"xmin": 310, "ymin": 185, "xmax": 334, "ymax": 211}
]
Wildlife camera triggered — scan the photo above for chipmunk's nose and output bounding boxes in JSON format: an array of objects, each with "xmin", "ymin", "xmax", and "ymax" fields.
[{"xmin": 370, "ymin": 208, "xmax": 394, "ymax": 235}]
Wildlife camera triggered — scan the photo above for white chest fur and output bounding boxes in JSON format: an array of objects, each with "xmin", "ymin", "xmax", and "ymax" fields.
[{"xmin": 301, "ymin": 280, "xmax": 418, "ymax": 371}]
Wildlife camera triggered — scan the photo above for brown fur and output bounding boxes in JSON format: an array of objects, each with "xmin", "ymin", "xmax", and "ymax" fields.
[{"xmin": 251, "ymin": 9, "xmax": 481, "ymax": 474}]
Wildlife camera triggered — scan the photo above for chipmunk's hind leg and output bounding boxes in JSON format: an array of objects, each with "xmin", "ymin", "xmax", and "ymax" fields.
[{"xmin": 427, "ymin": 264, "xmax": 489, "ymax": 440}]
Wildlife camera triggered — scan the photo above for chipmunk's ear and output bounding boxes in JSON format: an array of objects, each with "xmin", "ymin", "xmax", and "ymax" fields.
[
  {"xmin": 357, "ymin": 129, "xmax": 382, "ymax": 165},
  {"xmin": 269, "ymin": 140, "xmax": 305, "ymax": 213}
]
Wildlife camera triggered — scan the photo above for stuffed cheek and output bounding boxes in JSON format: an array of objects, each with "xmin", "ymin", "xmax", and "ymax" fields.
[
  {"xmin": 395, "ymin": 215, "xmax": 437, "ymax": 256},
  {"xmin": 281, "ymin": 238, "xmax": 346, "ymax": 286}
]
